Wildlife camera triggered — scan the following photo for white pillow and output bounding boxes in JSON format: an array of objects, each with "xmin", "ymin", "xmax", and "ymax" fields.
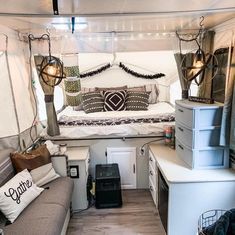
[
  {"xmin": 145, "ymin": 84, "xmax": 159, "ymax": 104},
  {"xmin": 0, "ymin": 169, "xmax": 44, "ymax": 223},
  {"xmin": 30, "ymin": 163, "xmax": 60, "ymax": 187}
]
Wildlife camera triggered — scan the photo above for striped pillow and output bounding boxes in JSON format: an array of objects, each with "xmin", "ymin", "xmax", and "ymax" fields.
[
  {"xmin": 82, "ymin": 92, "xmax": 104, "ymax": 113},
  {"xmin": 126, "ymin": 91, "xmax": 150, "ymax": 111},
  {"xmin": 103, "ymin": 90, "xmax": 127, "ymax": 111}
]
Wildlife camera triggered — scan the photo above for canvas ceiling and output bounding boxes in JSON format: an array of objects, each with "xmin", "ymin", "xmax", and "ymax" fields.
[{"xmin": 0, "ymin": 0, "xmax": 235, "ymax": 52}]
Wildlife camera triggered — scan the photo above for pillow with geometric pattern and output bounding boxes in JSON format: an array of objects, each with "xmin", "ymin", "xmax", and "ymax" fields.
[
  {"xmin": 102, "ymin": 90, "xmax": 127, "ymax": 111},
  {"xmin": 126, "ymin": 91, "xmax": 150, "ymax": 111},
  {"xmin": 82, "ymin": 91, "xmax": 104, "ymax": 113}
]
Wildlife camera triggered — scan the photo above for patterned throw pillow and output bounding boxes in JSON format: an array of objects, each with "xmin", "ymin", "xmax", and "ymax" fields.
[
  {"xmin": 64, "ymin": 77, "xmax": 82, "ymax": 107},
  {"xmin": 103, "ymin": 90, "xmax": 127, "ymax": 111},
  {"xmin": 82, "ymin": 92, "xmax": 104, "ymax": 113},
  {"xmin": 126, "ymin": 91, "xmax": 150, "ymax": 111}
]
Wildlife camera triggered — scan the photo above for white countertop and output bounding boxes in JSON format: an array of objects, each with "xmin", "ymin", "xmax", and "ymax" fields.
[
  {"xmin": 65, "ymin": 146, "xmax": 89, "ymax": 161},
  {"xmin": 149, "ymin": 143, "xmax": 235, "ymax": 183},
  {"xmin": 175, "ymin": 99, "xmax": 223, "ymax": 109}
]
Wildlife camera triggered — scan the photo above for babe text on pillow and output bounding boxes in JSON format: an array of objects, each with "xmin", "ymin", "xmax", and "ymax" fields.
[{"xmin": 0, "ymin": 169, "xmax": 44, "ymax": 223}]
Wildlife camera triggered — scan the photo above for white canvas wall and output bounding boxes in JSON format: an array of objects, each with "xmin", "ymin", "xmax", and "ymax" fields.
[
  {"xmin": 77, "ymin": 51, "xmax": 178, "ymax": 102},
  {"xmin": 0, "ymin": 26, "xmax": 34, "ymax": 140}
]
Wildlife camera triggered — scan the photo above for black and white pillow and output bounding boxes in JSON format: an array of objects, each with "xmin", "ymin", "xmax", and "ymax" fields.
[
  {"xmin": 103, "ymin": 90, "xmax": 127, "ymax": 111},
  {"xmin": 0, "ymin": 169, "xmax": 44, "ymax": 223},
  {"xmin": 126, "ymin": 91, "xmax": 150, "ymax": 111},
  {"xmin": 82, "ymin": 91, "xmax": 104, "ymax": 113}
]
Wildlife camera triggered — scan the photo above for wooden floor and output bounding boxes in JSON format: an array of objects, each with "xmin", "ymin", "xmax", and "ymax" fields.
[{"xmin": 67, "ymin": 189, "xmax": 166, "ymax": 235}]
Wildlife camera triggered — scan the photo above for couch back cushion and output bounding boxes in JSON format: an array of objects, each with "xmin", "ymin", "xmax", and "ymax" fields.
[{"xmin": 0, "ymin": 149, "xmax": 15, "ymax": 187}]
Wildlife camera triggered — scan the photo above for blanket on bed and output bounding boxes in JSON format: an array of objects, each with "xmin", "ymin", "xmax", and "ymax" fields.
[{"xmin": 58, "ymin": 113, "xmax": 175, "ymax": 126}]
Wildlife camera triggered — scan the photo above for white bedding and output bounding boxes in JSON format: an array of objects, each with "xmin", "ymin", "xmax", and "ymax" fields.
[{"xmin": 43, "ymin": 102, "xmax": 175, "ymax": 139}]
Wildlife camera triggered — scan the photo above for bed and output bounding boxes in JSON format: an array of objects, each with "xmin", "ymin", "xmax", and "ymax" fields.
[{"xmin": 55, "ymin": 102, "xmax": 175, "ymax": 139}]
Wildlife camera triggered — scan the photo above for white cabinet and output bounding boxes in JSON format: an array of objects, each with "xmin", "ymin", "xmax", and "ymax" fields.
[
  {"xmin": 175, "ymin": 100, "xmax": 229, "ymax": 169},
  {"xmin": 149, "ymin": 144, "xmax": 235, "ymax": 235},
  {"xmin": 107, "ymin": 147, "xmax": 136, "ymax": 189},
  {"xmin": 66, "ymin": 146, "xmax": 90, "ymax": 211},
  {"xmin": 149, "ymin": 151, "xmax": 158, "ymax": 206}
]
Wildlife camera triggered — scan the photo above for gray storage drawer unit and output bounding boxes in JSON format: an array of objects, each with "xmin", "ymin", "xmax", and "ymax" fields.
[{"xmin": 175, "ymin": 100, "xmax": 229, "ymax": 169}]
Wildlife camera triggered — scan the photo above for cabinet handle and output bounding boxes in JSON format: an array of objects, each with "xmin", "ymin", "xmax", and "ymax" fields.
[
  {"xmin": 178, "ymin": 144, "xmax": 184, "ymax": 150},
  {"xmin": 178, "ymin": 108, "xmax": 184, "ymax": 113},
  {"xmin": 133, "ymin": 164, "xmax": 136, "ymax": 174},
  {"xmin": 178, "ymin": 126, "xmax": 184, "ymax": 132},
  {"xmin": 150, "ymin": 170, "xmax": 153, "ymax": 176},
  {"xmin": 150, "ymin": 185, "xmax": 153, "ymax": 191}
]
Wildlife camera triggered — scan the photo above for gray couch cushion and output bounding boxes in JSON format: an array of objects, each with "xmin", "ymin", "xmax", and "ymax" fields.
[
  {"xmin": 0, "ymin": 149, "xmax": 15, "ymax": 187},
  {"xmin": 3, "ymin": 177, "xmax": 73, "ymax": 235}
]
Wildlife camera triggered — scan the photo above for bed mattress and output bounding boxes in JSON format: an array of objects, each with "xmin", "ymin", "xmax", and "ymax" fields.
[{"xmin": 43, "ymin": 102, "xmax": 175, "ymax": 139}]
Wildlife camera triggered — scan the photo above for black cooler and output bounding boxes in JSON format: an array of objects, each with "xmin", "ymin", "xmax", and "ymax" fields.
[{"xmin": 95, "ymin": 163, "xmax": 122, "ymax": 209}]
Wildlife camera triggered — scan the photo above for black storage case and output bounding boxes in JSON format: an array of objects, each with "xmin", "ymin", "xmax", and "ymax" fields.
[{"xmin": 95, "ymin": 163, "xmax": 122, "ymax": 209}]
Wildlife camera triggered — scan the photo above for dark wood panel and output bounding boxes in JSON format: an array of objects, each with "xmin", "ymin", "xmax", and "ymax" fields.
[{"xmin": 67, "ymin": 189, "xmax": 166, "ymax": 235}]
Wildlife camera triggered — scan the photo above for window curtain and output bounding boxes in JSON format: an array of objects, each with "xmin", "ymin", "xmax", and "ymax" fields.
[
  {"xmin": 34, "ymin": 56, "xmax": 60, "ymax": 136},
  {"xmin": 198, "ymin": 31, "xmax": 215, "ymax": 98},
  {"xmin": 221, "ymin": 34, "xmax": 235, "ymax": 147},
  {"xmin": 174, "ymin": 53, "xmax": 193, "ymax": 99}
]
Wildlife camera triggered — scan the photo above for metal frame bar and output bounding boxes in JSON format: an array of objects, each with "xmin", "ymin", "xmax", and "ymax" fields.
[
  {"xmin": 0, "ymin": 6, "xmax": 235, "ymax": 18},
  {"xmin": 52, "ymin": 0, "xmax": 59, "ymax": 15},
  {"xmin": 41, "ymin": 134, "xmax": 165, "ymax": 142}
]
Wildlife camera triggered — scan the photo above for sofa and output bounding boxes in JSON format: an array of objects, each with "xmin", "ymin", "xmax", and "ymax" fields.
[{"xmin": 0, "ymin": 148, "xmax": 74, "ymax": 235}]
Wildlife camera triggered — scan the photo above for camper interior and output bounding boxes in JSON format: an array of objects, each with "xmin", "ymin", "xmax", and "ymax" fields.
[{"xmin": 0, "ymin": 1, "xmax": 235, "ymax": 235}]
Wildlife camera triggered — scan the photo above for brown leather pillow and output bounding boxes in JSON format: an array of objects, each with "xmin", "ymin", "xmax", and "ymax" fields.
[{"xmin": 10, "ymin": 144, "xmax": 51, "ymax": 173}]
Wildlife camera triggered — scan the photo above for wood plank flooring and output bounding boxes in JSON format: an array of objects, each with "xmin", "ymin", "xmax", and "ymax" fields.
[{"xmin": 67, "ymin": 189, "xmax": 166, "ymax": 235}]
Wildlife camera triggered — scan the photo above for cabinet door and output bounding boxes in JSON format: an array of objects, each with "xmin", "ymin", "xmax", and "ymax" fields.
[{"xmin": 107, "ymin": 147, "xmax": 136, "ymax": 189}]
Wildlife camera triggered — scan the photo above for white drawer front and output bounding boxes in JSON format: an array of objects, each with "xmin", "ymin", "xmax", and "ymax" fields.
[
  {"xmin": 149, "ymin": 177, "xmax": 157, "ymax": 206},
  {"xmin": 176, "ymin": 123, "xmax": 221, "ymax": 149},
  {"xmin": 176, "ymin": 139, "xmax": 229, "ymax": 169},
  {"xmin": 149, "ymin": 163, "xmax": 157, "ymax": 188},
  {"xmin": 149, "ymin": 151, "xmax": 157, "ymax": 172}
]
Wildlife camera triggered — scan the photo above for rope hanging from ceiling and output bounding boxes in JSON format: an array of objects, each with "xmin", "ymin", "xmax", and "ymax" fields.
[{"xmin": 79, "ymin": 62, "xmax": 165, "ymax": 79}]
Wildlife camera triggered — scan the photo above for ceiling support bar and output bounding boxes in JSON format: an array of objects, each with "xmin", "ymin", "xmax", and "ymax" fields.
[
  {"xmin": 1, "ymin": 6, "xmax": 235, "ymax": 18},
  {"xmin": 52, "ymin": 0, "xmax": 59, "ymax": 15}
]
